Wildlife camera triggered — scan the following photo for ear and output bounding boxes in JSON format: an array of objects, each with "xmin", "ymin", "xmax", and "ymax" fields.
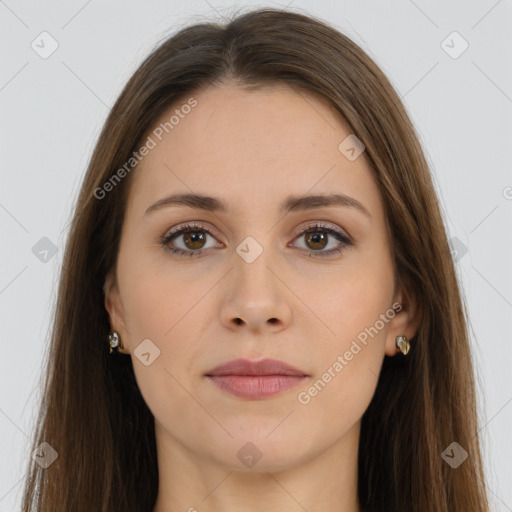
[
  {"xmin": 103, "ymin": 270, "xmax": 130, "ymax": 354},
  {"xmin": 384, "ymin": 282, "xmax": 421, "ymax": 357}
]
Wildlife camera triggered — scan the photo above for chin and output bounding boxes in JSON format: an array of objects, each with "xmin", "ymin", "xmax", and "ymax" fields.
[{"xmin": 202, "ymin": 434, "xmax": 312, "ymax": 474}]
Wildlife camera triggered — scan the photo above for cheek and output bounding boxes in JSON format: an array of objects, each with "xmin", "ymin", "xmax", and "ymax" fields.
[
  {"xmin": 298, "ymin": 253, "xmax": 394, "ymax": 413},
  {"xmin": 307, "ymin": 258, "xmax": 394, "ymax": 346},
  {"xmin": 120, "ymin": 263, "xmax": 206, "ymax": 424},
  {"xmin": 120, "ymin": 253, "xmax": 204, "ymax": 343},
  {"xmin": 297, "ymin": 290, "xmax": 392, "ymax": 427},
  {"xmin": 119, "ymin": 255, "xmax": 214, "ymax": 383},
  {"xmin": 295, "ymin": 352, "xmax": 380, "ymax": 447}
]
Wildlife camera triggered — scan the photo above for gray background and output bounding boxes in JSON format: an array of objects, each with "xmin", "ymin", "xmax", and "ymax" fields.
[{"xmin": 1, "ymin": 0, "xmax": 511, "ymax": 510}]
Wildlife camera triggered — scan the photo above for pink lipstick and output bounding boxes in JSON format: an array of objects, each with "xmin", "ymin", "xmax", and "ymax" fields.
[{"xmin": 205, "ymin": 358, "xmax": 309, "ymax": 399}]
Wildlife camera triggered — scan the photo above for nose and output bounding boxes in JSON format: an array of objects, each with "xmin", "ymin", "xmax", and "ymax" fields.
[{"xmin": 219, "ymin": 252, "xmax": 293, "ymax": 334}]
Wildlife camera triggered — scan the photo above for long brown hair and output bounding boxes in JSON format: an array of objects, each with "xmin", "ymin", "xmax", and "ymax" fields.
[{"xmin": 21, "ymin": 7, "xmax": 490, "ymax": 511}]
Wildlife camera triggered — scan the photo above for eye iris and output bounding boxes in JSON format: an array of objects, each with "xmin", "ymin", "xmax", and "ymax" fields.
[
  {"xmin": 306, "ymin": 231, "xmax": 327, "ymax": 250},
  {"xmin": 183, "ymin": 230, "xmax": 206, "ymax": 250}
]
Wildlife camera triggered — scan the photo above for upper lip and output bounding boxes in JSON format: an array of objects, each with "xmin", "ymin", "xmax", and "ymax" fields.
[{"xmin": 205, "ymin": 358, "xmax": 309, "ymax": 377}]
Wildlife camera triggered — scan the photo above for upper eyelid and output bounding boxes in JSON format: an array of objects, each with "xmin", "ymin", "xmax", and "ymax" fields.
[
  {"xmin": 164, "ymin": 220, "xmax": 351, "ymax": 244},
  {"xmin": 291, "ymin": 222, "xmax": 350, "ymax": 240},
  {"xmin": 165, "ymin": 221, "xmax": 222, "ymax": 240}
]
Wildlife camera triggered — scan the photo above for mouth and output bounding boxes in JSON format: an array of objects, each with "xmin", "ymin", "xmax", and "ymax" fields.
[{"xmin": 205, "ymin": 358, "xmax": 309, "ymax": 400}]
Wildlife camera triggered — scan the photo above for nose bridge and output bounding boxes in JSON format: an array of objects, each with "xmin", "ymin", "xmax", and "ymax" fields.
[
  {"xmin": 233, "ymin": 232, "xmax": 279, "ymax": 303},
  {"xmin": 219, "ymin": 230, "xmax": 292, "ymax": 331}
]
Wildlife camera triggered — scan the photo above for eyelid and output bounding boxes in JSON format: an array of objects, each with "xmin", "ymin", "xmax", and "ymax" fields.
[
  {"xmin": 164, "ymin": 220, "xmax": 224, "ymax": 241},
  {"xmin": 290, "ymin": 220, "xmax": 352, "ymax": 241},
  {"xmin": 165, "ymin": 220, "xmax": 350, "ymax": 240},
  {"xmin": 161, "ymin": 219, "xmax": 353, "ymax": 260}
]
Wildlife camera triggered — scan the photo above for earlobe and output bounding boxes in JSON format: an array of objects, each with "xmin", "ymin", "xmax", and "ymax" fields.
[
  {"xmin": 103, "ymin": 273, "xmax": 130, "ymax": 354},
  {"xmin": 385, "ymin": 286, "xmax": 421, "ymax": 356}
]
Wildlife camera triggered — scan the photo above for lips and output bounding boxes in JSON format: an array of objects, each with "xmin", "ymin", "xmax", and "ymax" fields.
[
  {"xmin": 205, "ymin": 358, "xmax": 309, "ymax": 399},
  {"xmin": 205, "ymin": 358, "xmax": 309, "ymax": 377}
]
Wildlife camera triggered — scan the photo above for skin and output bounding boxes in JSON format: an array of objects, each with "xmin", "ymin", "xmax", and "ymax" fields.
[{"xmin": 104, "ymin": 82, "xmax": 420, "ymax": 512}]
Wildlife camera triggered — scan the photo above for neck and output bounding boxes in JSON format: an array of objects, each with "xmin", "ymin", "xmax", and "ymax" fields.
[{"xmin": 152, "ymin": 419, "xmax": 362, "ymax": 512}]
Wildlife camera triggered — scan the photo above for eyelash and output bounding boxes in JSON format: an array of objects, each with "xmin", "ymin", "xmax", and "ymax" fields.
[{"xmin": 160, "ymin": 222, "xmax": 353, "ymax": 258}]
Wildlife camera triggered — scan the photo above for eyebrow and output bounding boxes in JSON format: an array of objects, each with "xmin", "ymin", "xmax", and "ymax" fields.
[{"xmin": 144, "ymin": 192, "xmax": 371, "ymax": 218}]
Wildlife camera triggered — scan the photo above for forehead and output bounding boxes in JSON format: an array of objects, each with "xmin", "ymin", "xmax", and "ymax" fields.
[
  {"xmin": 127, "ymin": 83, "xmax": 381, "ymax": 218},
  {"xmin": 142, "ymin": 82, "xmax": 350, "ymax": 166}
]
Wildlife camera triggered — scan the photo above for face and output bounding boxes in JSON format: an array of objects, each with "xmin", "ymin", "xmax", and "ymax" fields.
[{"xmin": 104, "ymin": 83, "xmax": 418, "ymax": 473}]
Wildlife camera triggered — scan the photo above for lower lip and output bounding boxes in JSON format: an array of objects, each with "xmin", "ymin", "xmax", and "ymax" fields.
[{"xmin": 206, "ymin": 375, "xmax": 307, "ymax": 399}]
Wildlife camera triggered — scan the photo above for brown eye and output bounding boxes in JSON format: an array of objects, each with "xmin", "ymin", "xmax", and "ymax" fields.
[
  {"xmin": 291, "ymin": 223, "xmax": 353, "ymax": 258},
  {"xmin": 161, "ymin": 222, "xmax": 353, "ymax": 259},
  {"xmin": 181, "ymin": 229, "xmax": 207, "ymax": 250},
  {"xmin": 161, "ymin": 223, "xmax": 220, "ymax": 257},
  {"xmin": 304, "ymin": 231, "xmax": 328, "ymax": 251}
]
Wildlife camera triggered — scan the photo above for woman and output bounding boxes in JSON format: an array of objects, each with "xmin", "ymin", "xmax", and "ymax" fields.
[{"xmin": 21, "ymin": 7, "xmax": 491, "ymax": 511}]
